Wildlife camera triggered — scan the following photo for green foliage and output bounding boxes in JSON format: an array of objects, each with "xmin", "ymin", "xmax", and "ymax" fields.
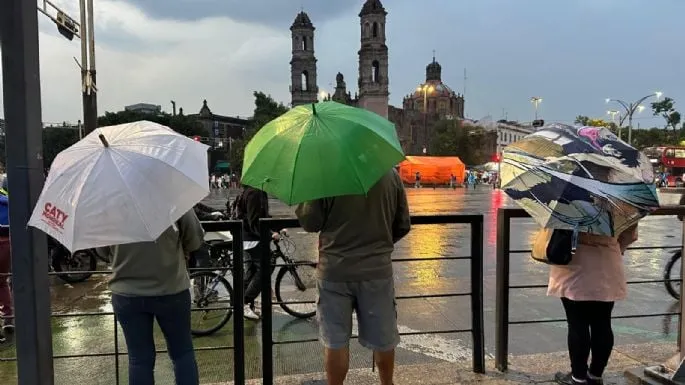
[
  {"xmin": 229, "ymin": 92, "xmax": 289, "ymax": 172},
  {"xmin": 652, "ymin": 97, "xmax": 681, "ymax": 132},
  {"xmin": 430, "ymin": 120, "xmax": 497, "ymax": 165},
  {"xmin": 42, "ymin": 126, "xmax": 80, "ymax": 168},
  {"xmin": 97, "ymin": 110, "xmax": 208, "ymax": 138},
  {"xmin": 574, "ymin": 115, "xmax": 590, "ymax": 126}
]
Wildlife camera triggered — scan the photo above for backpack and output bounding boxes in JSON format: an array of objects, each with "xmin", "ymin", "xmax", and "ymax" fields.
[{"xmin": 530, "ymin": 228, "xmax": 576, "ymax": 265}]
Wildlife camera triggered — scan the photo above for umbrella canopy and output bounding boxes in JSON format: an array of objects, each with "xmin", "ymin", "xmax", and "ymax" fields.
[
  {"xmin": 241, "ymin": 101, "xmax": 405, "ymax": 205},
  {"xmin": 29, "ymin": 120, "xmax": 210, "ymax": 252},
  {"xmin": 501, "ymin": 123, "xmax": 659, "ymax": 237}
]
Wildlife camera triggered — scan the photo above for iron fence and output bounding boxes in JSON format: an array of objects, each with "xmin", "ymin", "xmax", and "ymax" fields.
[
  {"xmin": 0, "ymin": 220, "xmax": 245, "ymax": 385},
  {"xmin": 3, "ymin": 215, "xmax": 484, "ymax": 385},
  {"xmin": 257, "ymin": 214, "xmax": 486, "ymax": 385},
  {"xmin": 495, "ymin": 206, "xmax": 684, "ymax": 372}
]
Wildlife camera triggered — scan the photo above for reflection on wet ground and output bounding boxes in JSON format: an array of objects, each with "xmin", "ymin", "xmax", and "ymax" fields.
[{"xmin": 0, "ymin": 187, "xmax": 682, "ymax": 383}]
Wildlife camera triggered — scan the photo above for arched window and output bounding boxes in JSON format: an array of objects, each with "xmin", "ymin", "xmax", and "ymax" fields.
[
  {"xmin": 371, "ymin": 60, "xmax": 380, "ymax": 83},
  {"xmin": 302, "ymin": 37, "xmax": 308, "ymax": 51},
  {"xmin": 372, "ymin": 22, "xmax": 379, "ymax": 38},
  {"xmin": 301, "ymin": 71, "xmax": 309, "ymax": 91},
  {"xmin": 364, "ymin": 23, "xmax": 370, "ymax": 37}
]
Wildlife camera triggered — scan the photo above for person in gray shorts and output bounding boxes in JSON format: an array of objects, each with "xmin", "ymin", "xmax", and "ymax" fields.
[{"xmin": 296, "ymin": 169, "xmax": 411, "ymax": 385}]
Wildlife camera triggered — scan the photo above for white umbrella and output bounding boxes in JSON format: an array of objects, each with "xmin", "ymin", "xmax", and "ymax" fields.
[{"xmin": 29, "ymin": 120, "xmax": 210, "ymax": 252}]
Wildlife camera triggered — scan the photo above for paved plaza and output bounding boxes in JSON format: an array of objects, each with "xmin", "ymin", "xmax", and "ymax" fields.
[{"xmin": 0, "ymin": 187, "xmax": 682, "ymax": 384}]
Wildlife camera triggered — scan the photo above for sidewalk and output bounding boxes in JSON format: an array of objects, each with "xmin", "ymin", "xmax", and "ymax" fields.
[{"xmin": 210, "ymin": 342, "xmax": 675, "ymax": 385}]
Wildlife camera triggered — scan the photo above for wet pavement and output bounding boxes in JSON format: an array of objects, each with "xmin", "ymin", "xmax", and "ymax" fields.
[{"xmin": 0, "ymin": 187, "xmax": 682, "ymax": 384}]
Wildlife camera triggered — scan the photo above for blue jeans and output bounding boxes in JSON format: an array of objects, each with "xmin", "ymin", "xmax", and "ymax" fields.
[{"xmin": 112, "ymin": 290, "xmax": 198, "ymax": 385}]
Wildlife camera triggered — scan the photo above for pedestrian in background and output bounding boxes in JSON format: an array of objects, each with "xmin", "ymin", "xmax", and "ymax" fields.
[
  {"xmin": 296, "ymin": 168, "xmax": 411, "ymax": 385},
  {"xmin": 549, "ymin": 224, "xmax": 638, "ymax": 385},
  {"xmin": 232, "ymin": 184, "xmax": 279, "ymax": 320},
  {"xmin": 97, "ymin": 209, "xmax": 204, "ymax": 385}
]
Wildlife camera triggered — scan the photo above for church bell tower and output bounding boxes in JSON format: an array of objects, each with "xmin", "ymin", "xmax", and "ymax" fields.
[
  {"xmin": 357, "ymin": 0, "xmax": 389, "ymax": 118},
  {"xmin": 290, "ymin": 11, "xmax": 318, "ymax": 107}
]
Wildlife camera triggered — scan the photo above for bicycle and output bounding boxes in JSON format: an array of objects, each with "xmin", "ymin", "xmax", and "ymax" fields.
[
  {"xmin": 664, "ymin": 249, "xmax": 681, "ymax": 300},
  {"xmin": 189, "ymin": 229, "xmax": 317, "ymax": 336}
]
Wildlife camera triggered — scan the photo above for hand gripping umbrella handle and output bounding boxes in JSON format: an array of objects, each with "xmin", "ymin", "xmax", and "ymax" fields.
[{"xmin": 98, "ymin": 134, "xmax": 110, "ymax": 147}]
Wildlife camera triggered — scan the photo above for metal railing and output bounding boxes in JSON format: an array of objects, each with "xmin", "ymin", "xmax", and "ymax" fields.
[
  {"xmin": 3, "ymin": 215, "xmax": 484, "ymax": 385},
  {"xmin": 494, "ymin": 206, "xmax": 684, "ymax": 372},
  {"xmin": 0, "ymin": 220, "xmax": 245, "ymax": 385},
  {"xmin": 257, "ymin": 214, "xmax": 486, "ymax": 385}
]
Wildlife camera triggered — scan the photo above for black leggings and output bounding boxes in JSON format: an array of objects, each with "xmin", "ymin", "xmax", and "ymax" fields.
[{"xmin": 561, "ymin": 298, "xmax": 615, "ymax": 379}]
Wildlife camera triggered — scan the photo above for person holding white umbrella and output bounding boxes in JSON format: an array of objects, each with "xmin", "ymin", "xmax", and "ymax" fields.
[{"xmin": 29, "ymin": 121, "xmax": 211, "ymax": 385}]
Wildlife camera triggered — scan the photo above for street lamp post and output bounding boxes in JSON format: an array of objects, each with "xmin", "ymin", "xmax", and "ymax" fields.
[
  {"xmin": 606, "ymin": 109, "xmax": 620, "ymax": 138},
  {"xmin": 38, "ymin": 0, "xmax": 98, "ymax": 135},
  {"xmin": 606, "ymin": 92, "xmax": 662, "ymax": 145},
  {"xmin": 417, "ymin": 84, "xmax": 434, "ymax": 154},
  {"xmin": 530, "ymin": 97, "xmax": 543, "ymax": 120}
]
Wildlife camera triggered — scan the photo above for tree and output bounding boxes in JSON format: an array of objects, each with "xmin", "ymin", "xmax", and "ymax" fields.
[
  {"xmin": 574, "ymin": 115, "xmax": 590, "ymax": 126},
  {"xmin": 652, "ymin": 97, "xmax": 681, "ymax": 132},
  {"xmin": 97, "ymin": 110, "xmax": 208, "ymax": 138},
  {"xmin": 430, "ymin": 120, "xmax": 497, "ymax": 165},
  {"xmin": 42, "ymin": 126, "xmax": 80, "ymax": 168},
  {"xmin": 230, "ymin": 92, "xmax": 290, "ymax": 172}
]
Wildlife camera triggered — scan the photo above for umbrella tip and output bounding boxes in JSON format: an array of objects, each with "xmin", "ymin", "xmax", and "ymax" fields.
[
  {"xmin": 98, "ymin": 134, "xmax": 110, "ymax": 148},
  {"xmin": 312, "ymin": 103, "xmax": 316, "ymax": 115}
]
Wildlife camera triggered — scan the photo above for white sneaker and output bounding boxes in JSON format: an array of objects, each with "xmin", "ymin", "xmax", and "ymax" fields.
[{"xmin": 243, "ymin": 305, "xmax": 260, "ymax": 320}]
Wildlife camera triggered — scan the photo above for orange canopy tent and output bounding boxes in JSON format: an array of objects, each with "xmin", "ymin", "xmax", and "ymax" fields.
[{"xmin": 398, "ymin": 156, "xmax": 466, "ymax": 185}]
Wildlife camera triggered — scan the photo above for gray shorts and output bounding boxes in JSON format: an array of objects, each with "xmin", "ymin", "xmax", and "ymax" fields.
[{"xmin": 316, "ymin": 277, "xmax": 400, "ymax": 351}]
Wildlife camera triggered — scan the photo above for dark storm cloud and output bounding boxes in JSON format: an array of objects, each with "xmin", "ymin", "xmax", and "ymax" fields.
[{"xmin": 126, "ymin": 0, "xmax": 359, "ymax": 27}]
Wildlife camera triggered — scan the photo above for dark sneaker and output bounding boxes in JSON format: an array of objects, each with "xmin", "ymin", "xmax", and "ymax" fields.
[
  {"xmin": 587, "ymin": 375, "xmax": 603, "ymax": 385},
  {"xmin": 555, "ymin": 372, "xmax": 587, "ymax": 385}
]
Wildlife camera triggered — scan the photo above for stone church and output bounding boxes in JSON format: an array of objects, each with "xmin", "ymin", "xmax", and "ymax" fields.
[{"xmin": 289, "ymin": 0, "xmax": 465, "ymax": 155}]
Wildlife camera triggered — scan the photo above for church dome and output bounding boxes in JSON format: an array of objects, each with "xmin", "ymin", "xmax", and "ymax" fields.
[
  {"xmin": 411, "ymin": 80, "xmax": 456, "ymax": 99},
  {"xmin": 359, "ymin": 0, "xmax": 387, "ymax": 16},
  {"xmin": 291, "ymin": 11, "xmax": 313, "ymax": 29},
  {"xmin": 426, "ymin": 58, "xmax": 441, "ymax": 81}
]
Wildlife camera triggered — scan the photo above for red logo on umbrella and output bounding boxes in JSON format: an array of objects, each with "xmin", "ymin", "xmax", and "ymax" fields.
[{"xmin": 41, "ymin": 202, "xmax": 69, "ymax": 231}]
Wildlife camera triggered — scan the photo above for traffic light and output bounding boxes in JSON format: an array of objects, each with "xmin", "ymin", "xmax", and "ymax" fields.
[
  {"xmin": 492, "ymin": 153, "xmax": 501, "ymax": 163},
  {"xmin": 56, "ymin": 11, "xmax": 78, "ymax": 41},
  {"xmin": 532, "ymin": 119, "xmax": 545, "ymax": 128},
  {"xmin": 193, "ymin": 136, "xmax": 201, "ymax": 142}
]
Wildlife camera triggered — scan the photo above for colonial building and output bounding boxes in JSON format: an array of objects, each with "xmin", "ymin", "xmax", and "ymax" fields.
[
  {"xmin": 188, "ymin": 100, "xmax": 249, "ymax": 148},
  {"xmin": 291, "ymin": 0, "xmax": 466, "ymax": 155}
]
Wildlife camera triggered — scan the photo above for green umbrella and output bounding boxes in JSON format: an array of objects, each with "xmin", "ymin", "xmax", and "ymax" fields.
[{"xmin": 241, "ymin": 101, "xmax": 405, "ymax": 205}]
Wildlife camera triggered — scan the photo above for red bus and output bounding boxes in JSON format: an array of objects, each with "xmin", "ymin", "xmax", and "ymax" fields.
[{"xmin": 643, "ymin": 146, "xmax": 685, "ymax": 187}]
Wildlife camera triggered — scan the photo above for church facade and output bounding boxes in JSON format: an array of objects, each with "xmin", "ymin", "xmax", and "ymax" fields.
[{"xmin": 289, "ymin": 0, "xmax": 465, "ymax": 155}]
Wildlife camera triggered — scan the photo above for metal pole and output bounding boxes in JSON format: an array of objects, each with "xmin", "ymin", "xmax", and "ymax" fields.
[
  {"xmin": 84, "ymin": 0, "xmax": 98, "ymax": 135},
  {"xmin": 79, "ymin": 0, "xmax": 89, "ymax": 136},
  {"xmin": 0, "ymin": 0, "xmax": 54, "ymax": 383},
  {"xmin": 423, "ymin": 89, "xmax": 428, "ymax": 154},
  {"xmin": 260, "ymin": 220, "xmax": 274, "ymax": 385},
  {"xmin": 231, "ymin": 221, "xmax": 245, "ymax": 385},
  {"xmin": 495, "ymin": 208, "xmax": 511, "ymax": 371},
  {"xmin": 470, "ymin": 217, "xmax": 485, "ymax": 373},
  {"xmin": 628, "ymin": 112, "xmax": 634, "ymax": 145}
]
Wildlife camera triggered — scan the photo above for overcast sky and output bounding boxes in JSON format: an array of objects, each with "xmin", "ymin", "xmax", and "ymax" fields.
[{"xmin": 0, "ymin": 0, "xmax": 682, "ymax": 128}]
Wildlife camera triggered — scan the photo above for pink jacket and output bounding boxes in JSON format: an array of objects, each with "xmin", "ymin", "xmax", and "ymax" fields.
[{"xmin": 547, "ymin": 225, "xmax": 638, "ymax": 302}]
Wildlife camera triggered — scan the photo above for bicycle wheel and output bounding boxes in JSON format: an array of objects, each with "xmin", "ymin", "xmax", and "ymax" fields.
[
  {"xmin": 665, "ymin": 250, "xmax": 682, "ymax": 301},
  {"xmin": 275, "ymin": 263, "xmax": 317, "ymax": 319},
  {"xmin": 189, "ymin": 271, "xmax": 234, "ymax": 336}
]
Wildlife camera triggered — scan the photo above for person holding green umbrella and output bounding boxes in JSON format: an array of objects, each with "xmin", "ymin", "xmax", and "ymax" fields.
[
  {"xmin": 241, "ymin": 101, "xmax": 406, "ymax": 205},
  {"xmin": 242, "ymin": 101, "xmax": 411, "ymax": 385}
]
